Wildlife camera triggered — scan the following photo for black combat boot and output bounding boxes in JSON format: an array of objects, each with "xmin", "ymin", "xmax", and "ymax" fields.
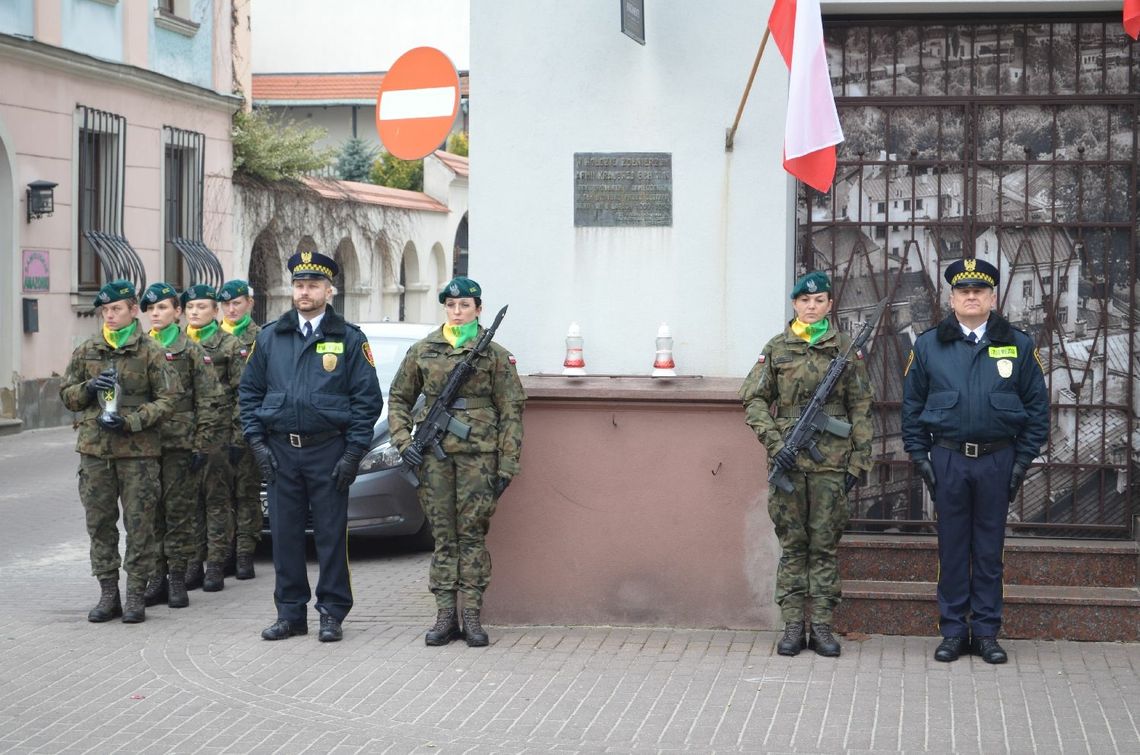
[
  {"xmin": 143, "ymin": 574, "xmax": 169, "ymax": 606},
  {"xmin": 167, "ymin": 571, "xmax": 189, "ymax": 608},
  {"xmin": 462, "ymin": 607, "xmax": 489, "ymax": 647},
  {"xmin": 185, "ymin": 561, "xmax": 204, "ymax": 591},
  {"xmin": 223, "ymin": 549, "xmax": 237, "ymax": 577},
  {"xmin": 776, "ymin": 621, "xmax": 806, "ymax": 656},
  {"xmin": 202, "ymin": 561, "xmax": 224, "ymax": 592},
  {"xmin": 808, "ymin": 623, "xmax": 842, "ymax": 657},
  {"xmin": 425, "ymin": 608, "xmax": 462, "ymax": 646},
  {"xmin": 236, "ymin": 553, "xmax": 255, "ymax": 580},
  {"xmin": 122, "ymin": 586, "xmax": 146, "ymax": 623},
  {"xmin": 87, "ymin": 578, "xmax": 122, "ymax": 623}
]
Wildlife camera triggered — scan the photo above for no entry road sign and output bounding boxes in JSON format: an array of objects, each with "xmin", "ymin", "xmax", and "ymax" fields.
[{"xmin": 375, "ymin": 47, "xmax": 460, "ymax": 160}]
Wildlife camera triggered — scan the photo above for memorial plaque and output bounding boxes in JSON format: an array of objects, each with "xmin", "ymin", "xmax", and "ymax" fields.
[
  {"xmin": 620, "ymin": 0, "xmax": 645, "ymax": 45},
  {"xmin": 574, "ymin": 152, "xmax": 672, "ymax": 227}
]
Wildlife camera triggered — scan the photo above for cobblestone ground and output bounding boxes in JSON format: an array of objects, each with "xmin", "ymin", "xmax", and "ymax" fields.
[{"xmin": 1, "ymin": 427, "xmax": 1138, "ymax": 754}]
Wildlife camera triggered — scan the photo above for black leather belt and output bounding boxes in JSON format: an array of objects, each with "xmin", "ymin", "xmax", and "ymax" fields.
[
  {"xmin": 934, "ymin": 438, "xmax": 1012, "ymax": 459},
  {"xmin": 277, "ymin": 430, "xmax": 342, "ymax": 448}
]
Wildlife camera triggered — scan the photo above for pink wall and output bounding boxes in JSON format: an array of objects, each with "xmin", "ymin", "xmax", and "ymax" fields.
[{"xmin": 484, "ymin": 377, "xmax": 783, "ymax": 630}]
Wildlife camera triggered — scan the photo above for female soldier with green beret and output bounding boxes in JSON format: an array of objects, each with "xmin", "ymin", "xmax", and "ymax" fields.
[
  {"xmin": 388, "ymin": 276, "xmax": 527, "ymax": 647},
  {"xmin": 739, "ymin": 271, "xmax": 874, "ymax": 658},
  {"xmin": 140, "ymin": 282, "xmax": 226, "ymax": 608}
]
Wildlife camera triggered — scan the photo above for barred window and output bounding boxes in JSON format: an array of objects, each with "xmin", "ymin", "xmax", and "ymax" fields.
[
  {"xmin": 163, "ymin": 126, "xmax": 205, "ymax": 289},
  {"xmin": 76, "ymin": 106, "xmax": 125, "ymax": 290}
]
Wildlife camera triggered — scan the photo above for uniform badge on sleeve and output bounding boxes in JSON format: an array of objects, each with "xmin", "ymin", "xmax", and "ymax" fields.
[
  {"xmin": 203, "ymin": 355, "xmax": 213, "ymax": 364},
  {"xmin": 362, "ymin": 342, "xmax": 376, "ymax": 368},
  {"xmin": 508, "ymin": 354, "xmax": 517, "ymax": 365},
  {"xmin": 239, "ymin": 348, "xmax": 249, "ymax": 359},
  {"xmin": 856, "ymin": 349, "xmax": 864, "ymax": 360},
  {"xmin": 165, "ymin": 353, "xmax": 175, "ymax": 361},
  {"xmin": 757, "ymin": 354, "xmax": 766, "ymax": 364}
]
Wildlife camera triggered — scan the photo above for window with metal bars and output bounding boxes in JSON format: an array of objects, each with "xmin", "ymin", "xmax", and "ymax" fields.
[
  {"xmin": 76, "ymin": 106, "xmax": 125, "ymax": 290},
  {"xmin": 164, "ymin": 126, "xmax": 222, "ymax": 289}
]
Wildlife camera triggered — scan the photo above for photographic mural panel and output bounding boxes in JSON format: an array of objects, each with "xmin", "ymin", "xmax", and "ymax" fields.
[{"xmin": 802, "ymin": 15, "xmax": 1138, "ymax": 537}]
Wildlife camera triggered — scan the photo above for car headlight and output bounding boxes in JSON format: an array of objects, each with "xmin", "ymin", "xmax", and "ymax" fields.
[{"xmin": 358, "ymin": 440, "xmax": 404, "ymax": 474}]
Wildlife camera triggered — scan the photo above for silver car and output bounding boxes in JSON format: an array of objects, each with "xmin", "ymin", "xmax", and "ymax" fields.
[{"xmin": 261, "ymin": 321, "xmax": 437, "ymax": 546}]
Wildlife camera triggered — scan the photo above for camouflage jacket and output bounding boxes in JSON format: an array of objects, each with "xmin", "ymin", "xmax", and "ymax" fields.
[
  {"xmin": 152, "ymin": 331, "xmax": 227, "ymax": 453},
  {"xmin": 388, "ymin": 326, "xmax": 527, "ymax": 478},
  {"xmin": 59, "ymin": 320, "xmax": 181, "ymax": 458},
  {"xmin": 226, "ymin": 322, "xmax": 259, "ymax": 447},
  {"xmin": 194, "ymin": 327, "xmax": 244, "ymax": 446},
  {"xmin": 739, "ymin": 321, "xmax": 874, "ymax": 475}
]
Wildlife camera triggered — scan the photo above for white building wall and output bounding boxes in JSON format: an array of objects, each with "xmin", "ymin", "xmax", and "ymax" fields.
[{"xmin": 472, "ymin": 0, "xmax": 792, "ymax": 377}]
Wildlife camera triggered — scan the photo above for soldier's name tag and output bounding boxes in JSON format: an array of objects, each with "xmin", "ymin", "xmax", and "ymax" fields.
[
  {"xmin": 996, "ymin": 359, "xmax": 1014, "ymax": 378},
  {"xmin": 774, "ymin": 355, "xmax": 794, "ymax": 365},
  {"xmin": 423, "ymin": 351, "xmax": 441, "ymax": 358},
  {"xmin": 988, "ymin": 346, "xmax": 1018, "ymax": 359},
  {"xmin": 322, "ymin": 353, "xmax": 338, "ymax": 372},
  {"xmin": 316, "ymin": 342, "xmax": 344, "ymax": 354}
]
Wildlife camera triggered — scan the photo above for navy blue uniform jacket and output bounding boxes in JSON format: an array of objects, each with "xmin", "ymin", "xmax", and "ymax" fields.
[
  {"xmin": 239, "ymin": 306, "xmax": 382, "ymax": 452},
  {"xmin": 902, "ymin": 312, "xmax": 1049, "ymax": 468}
]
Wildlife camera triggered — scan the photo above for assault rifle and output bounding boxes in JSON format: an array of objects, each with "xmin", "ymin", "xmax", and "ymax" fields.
[
  {"xmin": 398, "ymin": 305, "xmax": 508, "ymax": 487},
  {"xmin": 768, "ymin": 297, "xmax": 888, "ymax": 494}
]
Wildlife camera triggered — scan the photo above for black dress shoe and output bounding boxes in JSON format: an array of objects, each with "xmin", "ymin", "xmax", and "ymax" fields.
[
  {"xmin": 934, "ymin": 636, "xmax": 967, "ymax": 662},
  {"xmin": 971, "ymin": 636, "xmax": 1008, "ymax": 664},
  {"xmin": 261, "ymin": 618, "xmax": 307, "ymax": 641},
  {"xmin": 318, "ymin": 614, "xmax": 343, "ymax": 643}
]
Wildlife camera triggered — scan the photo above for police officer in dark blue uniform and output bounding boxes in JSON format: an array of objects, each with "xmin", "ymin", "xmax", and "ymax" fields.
[
  {"xmin": 238, "ymin": 250, "xmax": 383, "ymax": 642},
  {"xmin": 902, "ymin": 258, "xmax": 1048, "ymax": 664}
]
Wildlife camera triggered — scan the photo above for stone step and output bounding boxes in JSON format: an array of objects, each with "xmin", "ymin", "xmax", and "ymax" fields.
[
  {"xmin": 834, "ymin": 580, "xmax": 1140, "ymax": 641},
  {"xmin": 840, "ymin": 534, "xmax": 1139, "ymax": 588},
  {"xmin": 0, "ymin": 418, "xmax": 22, "ymax": 437}
]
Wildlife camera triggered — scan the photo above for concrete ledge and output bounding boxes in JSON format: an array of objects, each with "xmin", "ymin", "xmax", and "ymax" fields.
[{"xmin": 521, "ymin": 374, "xmax": 744, "ymax": 404}]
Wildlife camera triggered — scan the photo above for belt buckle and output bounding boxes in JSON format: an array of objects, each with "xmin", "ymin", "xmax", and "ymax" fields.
[
  {"xmin": 289, "ymin": 433, "xmax": 302, "ymax": 448},
  {"xmin": 963, "ymin": 442, "xmax": 979, "ymax": 459}
]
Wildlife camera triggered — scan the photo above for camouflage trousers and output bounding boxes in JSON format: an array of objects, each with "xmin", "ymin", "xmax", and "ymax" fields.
[
  {"xmin": 232, "ymin": 447, "xmax": 263, "ymax": 555},
  {"xmin": 418, "ymin": 452, "xmax": 499, "ymax": 610},
  {"xmin": 154, "ymin": 450, "xmax": 202, "ymax": 575},
  {"xmin": 77, "ymin": 455, "xmax": 159, "ymax": 591},
  {"xmin": 193, "ymin": 452, "xmax": 234, "ymax": 563},
  {"xmin": 767, "ymin": 470, "xmax": 850, "ymax": 624}
]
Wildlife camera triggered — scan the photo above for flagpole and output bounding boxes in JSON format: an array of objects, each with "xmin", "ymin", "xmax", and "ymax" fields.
[{"xmin": 725, "ymin": 26, "xmax": 771, "ymax": 151}]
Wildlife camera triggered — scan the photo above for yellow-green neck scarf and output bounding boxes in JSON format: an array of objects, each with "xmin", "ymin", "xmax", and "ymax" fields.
[
  {"xmin": 186, "ymin": 321, "xmax": 219, "ymax": 343},
  {"xmin": 102, "ymin": 320, "xmax": 138, "ymax": 350},
  {"xmin": 790, "ymin": 317, "xmax": 830, "ymax": 345},
  {"xmin": 149, "ymin": 322, "xmax": 180, "ymax": 348},
  {"xmin": 221, "ymin": 313, "xmax": 251, "ymax": 337},
  {"xmin": 442, "ymin": 320, "xmax": 479, "ymax": 349}
]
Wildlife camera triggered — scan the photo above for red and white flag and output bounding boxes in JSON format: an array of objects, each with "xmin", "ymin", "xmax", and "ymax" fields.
[
  {"xmin": 767, "ymin": 0, "xmax": 843, "ymax": 193},
  {"xmin": 1125, "ymin": 0, "xmax": 1140, "ymax": 40}
]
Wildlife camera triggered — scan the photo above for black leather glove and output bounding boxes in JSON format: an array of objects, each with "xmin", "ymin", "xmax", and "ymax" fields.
[
  {"xmin": 189, "ymin": 451, "xmax": 209, "ymax": 473},
  {"xmin": 401, "ymin": 444, "xmax": 424, "ymax": 468},
  {"xmin": 492, "ymin": 475, "xmax": 511, "ymax": 498},
  {"xmin": 248, "ymin": 436, "xmax": 278, "ymax": 484},
  {"xmin": 86, "ymin": 368, "xmax": 117, "ymax": 399},
  {"xmin": 96, "ymin": 413, "xmax": 126, "ymax": 433},
  {"xmin": 332, "ymin": 448, "xmax": 366, "ymax": 493},
  {"xmin": 771, "ymin": 445, "xmax": 797, "ymax": 472},
  {"xmin": 1009, "ymin": 463, "xmax": 1028, "ymax": 503},
  {"xmin": 914, "ymin": 458, "xmax": 937, "ymax": 502},
  {"xmin": 227, "ymin": 445, "xmax": 245, "ymax": 466},
  {"xmin": 844, "ymin": 473, "xmax": 859, "ymax": 494}
]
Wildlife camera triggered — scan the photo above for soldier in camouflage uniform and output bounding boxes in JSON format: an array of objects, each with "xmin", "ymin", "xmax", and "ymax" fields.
[
  {"xmin": 59, "ymin": 280, "xmax": 181, "ymax": 624},
  {"xmin": 389, "ymin": 276, "xmax": 527, "ymax": 648},
  {"xmin": 139, "ymin": 282, "xmax": 226, "ymax": 608},
  {"xmin": 219, "ymin": 279, "xmax": 262, "ymax": 580},
  {"xmin": 739, "ymin": 271, "xmax": 874, "ymax": 657},
  {"xmin": 183, "ymin": 283, "xmax": 245, "ymax": 592}
]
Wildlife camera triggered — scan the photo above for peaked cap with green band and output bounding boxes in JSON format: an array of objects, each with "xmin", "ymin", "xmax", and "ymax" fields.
[
  {"xmin": 438, "ymin": 276, "xmax": 481, "ymax": 303},
  {"xmin": 93, "ymin": 279, "xmax": 137, "ymax": 308},
  {"xmin": 180, "ymin": 283, "xmax": 218, "ymax": 307},
  {"xmin": 218, "ymin": 279, "xmax": 251, "ymax": 301},
  {"xmin": 790, "ymin": 270, "xmax": 832, "ymax": 299},
  {"xmin": 140, "ymin": 282, "xmax": 179, "ymax": 312}
]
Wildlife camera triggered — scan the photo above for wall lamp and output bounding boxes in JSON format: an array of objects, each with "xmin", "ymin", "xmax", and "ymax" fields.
[{"xmin": 26, "ymin": 180, "xmax": 57, "ymax": 222}]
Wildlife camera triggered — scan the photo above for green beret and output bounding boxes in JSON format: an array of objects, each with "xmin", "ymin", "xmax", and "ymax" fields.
[
  {"xmin": 180, "ymin": 283, "xmax": 218, "ymax": 307},
  {"xmin": 438, "ymin": 276, "xmax": 482, "ymax": 303},
  {"xmin": 93, "ymin": 279, "xmax": 137, "ymax": 308},
  {"xmin": 140, "ymin": 282, "xmax": 178, "ymax": 312},
  {"xmin": 218, "ymin": 280, "xmax": 251, "ymax": 302},
  {"xmin": 790, "ymin": 271, "xmax": 832, "ymax": 299}
]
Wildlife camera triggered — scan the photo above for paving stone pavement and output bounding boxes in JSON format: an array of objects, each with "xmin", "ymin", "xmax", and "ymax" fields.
[{"xmin": 1, "ymin": 427, "xmax": 1138, "ymax": 754}]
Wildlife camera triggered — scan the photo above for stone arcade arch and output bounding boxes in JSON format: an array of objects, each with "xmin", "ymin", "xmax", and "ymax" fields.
[
  {"xmin": 332, "ymin": 236, "xmax": 360, "ymax": 320},
  {"xmin": 401, "ymin": 241, "xmax": 425, "ymax": 322},
  {"xmin": 247, "ymin": 228, "xmax": 281, "ymax": 326}
]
